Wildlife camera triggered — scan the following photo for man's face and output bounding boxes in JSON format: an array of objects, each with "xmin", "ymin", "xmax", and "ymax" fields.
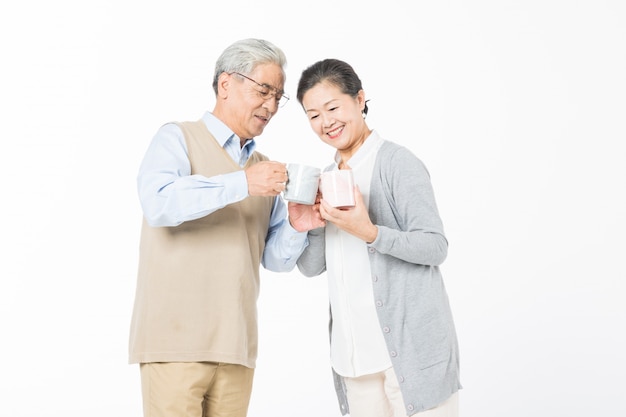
[{"xmin": 221, "ymin": 63, "xmax": 286, "ymax": 141}]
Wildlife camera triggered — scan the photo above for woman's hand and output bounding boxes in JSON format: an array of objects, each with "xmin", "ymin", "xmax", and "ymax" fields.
[{"xmin": 320, "ymin": 186, "xmax": 378, "ymax": 243}]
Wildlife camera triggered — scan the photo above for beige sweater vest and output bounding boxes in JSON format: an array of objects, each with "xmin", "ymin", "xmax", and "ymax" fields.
[{"xmin": 129, "ymin": 120, "xmax": 274, "ymax": 368}]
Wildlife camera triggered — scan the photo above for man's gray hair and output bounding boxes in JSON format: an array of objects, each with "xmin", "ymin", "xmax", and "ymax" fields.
[{"xmin": 212, "ymin": 38, "xmax": 287, "ymax": 94}]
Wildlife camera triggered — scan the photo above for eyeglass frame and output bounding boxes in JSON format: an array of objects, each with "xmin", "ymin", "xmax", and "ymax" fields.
[{"xmin": 229, "ymin": 72, "xmax": 290, "ymax": 107}]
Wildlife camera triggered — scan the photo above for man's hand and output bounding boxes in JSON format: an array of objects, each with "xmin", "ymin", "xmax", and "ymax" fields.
[
  {"xmin": 245, "ymin": 161, "xmax": 288, "ymax": 197},
  {"xmin": 288, "ymin": 192, "xmax": 326, "ymax": 232}
]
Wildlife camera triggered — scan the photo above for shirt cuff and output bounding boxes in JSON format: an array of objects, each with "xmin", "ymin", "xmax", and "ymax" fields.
[
  {"xmin": 279, "ymin": 219, "xmax": 309, "ymax": 250},
  {"xmin": 222, "ymin": 170, "xmax": 249, "ymax": 202}
]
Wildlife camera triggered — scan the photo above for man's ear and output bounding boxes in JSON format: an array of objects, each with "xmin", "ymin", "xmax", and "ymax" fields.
[{"xmin": 217, "ymin": 72, "xmax": 231, "ymax": 99}]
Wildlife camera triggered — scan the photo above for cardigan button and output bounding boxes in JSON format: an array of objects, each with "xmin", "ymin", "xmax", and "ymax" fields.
[
  {"xmin": 383, "ymin": 326, "xmax": 390, "ymax": 333},
  {"xmin": 368, "ymin": 247, "xmax": 375, "ymax": 253},
  {"xmin": 408, "ymin": 404, "xmax": 414, "ymax": 411},
  {"xmin": 390, "ymin": 351, "xmax": 397, "ymax": 357},
  {"xmin": 376, "ymin": 300, "xmax": 383, "ymax": 307}
]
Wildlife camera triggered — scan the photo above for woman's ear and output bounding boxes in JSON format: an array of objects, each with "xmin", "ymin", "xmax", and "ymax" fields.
[{"xmin": 357, "ymin": 89, "xmax": 366, "ymax": 112}]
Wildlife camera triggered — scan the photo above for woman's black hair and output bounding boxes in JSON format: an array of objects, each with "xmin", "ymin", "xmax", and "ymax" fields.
[{"xmin": 296, "ymin": 58, "xmax": 369, "ymax": 116}]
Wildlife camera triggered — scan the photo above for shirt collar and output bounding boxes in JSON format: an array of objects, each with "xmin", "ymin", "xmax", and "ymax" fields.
[
  {"xmin": 201, "ymin": 111, "xmax": 257, "ymax": 153},
  {"xmin": 333, "ymin": 130, "xmax": 382, "ymax": 169}
]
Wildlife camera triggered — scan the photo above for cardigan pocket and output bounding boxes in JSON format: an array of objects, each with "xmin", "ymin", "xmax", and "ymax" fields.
[
  {"xmin": 418, "ymin": 349, "xmax": 450, "ymax": 370},
  {"xmin": 411, "ymin": 316, "xmax": 451, "ymax": 370}
]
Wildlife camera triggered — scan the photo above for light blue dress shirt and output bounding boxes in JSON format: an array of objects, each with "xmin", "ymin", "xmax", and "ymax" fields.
[{"xmin": 137, "ymin": 111, "xmax": 308, "ymax": 272}]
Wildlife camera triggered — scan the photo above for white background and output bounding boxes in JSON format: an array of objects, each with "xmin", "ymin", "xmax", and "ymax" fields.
[{"xmin": 1, "ymin": 1, "xmax": 625, "ymax": 416}]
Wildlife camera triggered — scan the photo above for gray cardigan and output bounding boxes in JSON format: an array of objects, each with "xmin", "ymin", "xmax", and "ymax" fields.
[{"xmin": 297, "ymin": 138, "xmax": 461, "ymax": 415}]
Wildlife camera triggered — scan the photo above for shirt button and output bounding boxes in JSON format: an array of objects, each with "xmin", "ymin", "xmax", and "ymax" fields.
[{"xmin": 368, "ymin": 247, "xmax": 375, "ymax": 253}]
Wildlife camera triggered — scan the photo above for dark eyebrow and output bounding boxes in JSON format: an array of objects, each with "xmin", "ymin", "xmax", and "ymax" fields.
[{"xmin": 305, "ymin": 98, "xmax": 339, "ymax": 113}]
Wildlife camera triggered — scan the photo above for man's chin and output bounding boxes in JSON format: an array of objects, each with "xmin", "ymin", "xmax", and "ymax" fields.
[{"xmin": 251, "ymin": 128, "xmax": 266, "ymax": 137}]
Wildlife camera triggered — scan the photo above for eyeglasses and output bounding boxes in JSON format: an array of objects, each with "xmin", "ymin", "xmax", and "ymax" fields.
[{"xmin": 230, "ymin": 72, "xmax": 290, "ymax": 107}]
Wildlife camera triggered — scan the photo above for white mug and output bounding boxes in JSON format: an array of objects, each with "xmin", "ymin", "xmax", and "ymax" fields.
[
  {"xmin": 283, "ymin": 163, "xmax": 321, "ymax": 205},
  {"xmin": 319, "ymin": 169, "xmax": 355, "ymax": 208}
]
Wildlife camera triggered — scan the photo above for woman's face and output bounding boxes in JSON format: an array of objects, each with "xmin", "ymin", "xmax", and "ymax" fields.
[{"xmin": 301, "ymin": 81, "xmax": 368, "ymax": 157}]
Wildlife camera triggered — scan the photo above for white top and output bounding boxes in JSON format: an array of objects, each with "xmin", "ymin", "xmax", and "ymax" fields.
[{"xmin": 326, "ymin": 131, "xmax": 392, "ymax": 377}]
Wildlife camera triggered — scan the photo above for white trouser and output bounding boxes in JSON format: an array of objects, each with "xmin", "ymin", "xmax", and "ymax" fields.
[{"xmin": 343, "ymin": 367, "xmax": 459, "ymax": 417}]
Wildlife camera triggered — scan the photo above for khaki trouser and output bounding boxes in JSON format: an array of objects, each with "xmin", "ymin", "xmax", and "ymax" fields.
[{"xmin": 140, "ymin": 362, "xmax": 254, "ymax": 417}]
